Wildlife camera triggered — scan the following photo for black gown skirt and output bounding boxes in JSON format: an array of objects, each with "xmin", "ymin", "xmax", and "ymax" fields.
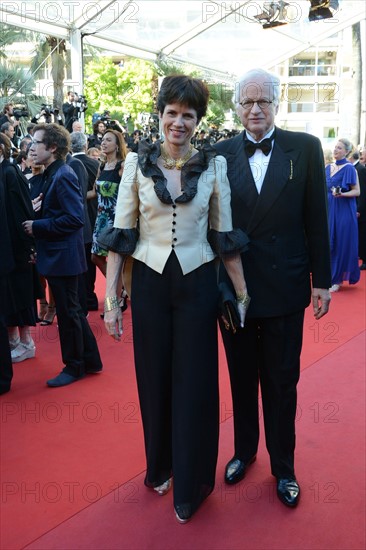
[{"xmin": 131, "ymin": 252, "xmax": 219, "ymax": 517}]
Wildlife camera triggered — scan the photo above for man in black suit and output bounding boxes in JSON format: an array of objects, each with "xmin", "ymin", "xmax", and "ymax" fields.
[
  {"xmin": 62, "ymin": 92, "xmax": 78, "ymax": 133},
  {"xmin": 215, "ymin": 68, "xmax": 331, "ymax": 507},
  {"xmin": 70, "ymin": 131, "xmax": 99, "ymax": 310},
  {"xmin": 353, "ymin": 149, "xmax": 366, "ymax": 269},
  {"xmin": 66, "ymin": 145, "xmax": 91, "ymax": 316}
]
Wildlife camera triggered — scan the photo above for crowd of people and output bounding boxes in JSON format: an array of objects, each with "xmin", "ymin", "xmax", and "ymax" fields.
[{"xmin": 1, "ymin": 69, "xmax": 365, "ymax": 524}]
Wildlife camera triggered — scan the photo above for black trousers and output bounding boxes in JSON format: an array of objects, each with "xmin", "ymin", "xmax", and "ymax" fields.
[
  {"xmin": 131, "ymin": 253, "xmax": 219, "ymax": 514},
  {"xmin": 0, "ymin": 315, "xmax": 12, "ymax": 394},
  {"xmin": 47, "ymin": 275, "xmax": 102, "ymax": 377},
  {"xmin": 84, "ymin": 242, "xmax": 98, "ymax": 309},
  {"xmin": 358, "ymin": 219, "xmax": 366, "ymax": 263},
  {"xmin": 220, "ymin": 310, "xmax": 304, "ymax": 478}
]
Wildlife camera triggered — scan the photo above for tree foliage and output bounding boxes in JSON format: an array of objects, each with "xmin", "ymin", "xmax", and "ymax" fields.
[
  {"xmin": 84, "ymin": 57, "xmax": 155, "ymax": 130},
  {"xmin": 0, "ymin": 25, "xmax": 40, "ymax": 116},
  {"xmin": 83, "ymin": 56, "xmax": 235, "ymax": 132}
]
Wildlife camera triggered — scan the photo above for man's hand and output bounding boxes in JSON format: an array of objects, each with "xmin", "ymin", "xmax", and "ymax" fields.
[
  {"xmin": 312, "ymin": 288, "xmax": 331, "ymax": 320},
  {"xmin": 22, "ymin": 220, "xmax": 34, "ymax": 236}
]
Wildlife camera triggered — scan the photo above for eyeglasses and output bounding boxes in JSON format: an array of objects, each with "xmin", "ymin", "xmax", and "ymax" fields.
[
  {"xmin": 31, "ymin": 139, "xmax": 45, "ymax": 146},
  {"xmin": 239, "ymin": 100, "xmax": 274, "ymax": 110}
]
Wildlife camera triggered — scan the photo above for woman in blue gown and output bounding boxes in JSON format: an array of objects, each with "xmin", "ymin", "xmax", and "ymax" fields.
[{"xmin": 326, "ymin": 138, "xmax": 360, "ymax": 291}]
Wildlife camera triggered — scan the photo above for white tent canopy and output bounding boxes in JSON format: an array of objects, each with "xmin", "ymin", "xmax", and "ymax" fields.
[{"xmin": 1, "ymin": 0, "xmax": 365, "ymax": 84}]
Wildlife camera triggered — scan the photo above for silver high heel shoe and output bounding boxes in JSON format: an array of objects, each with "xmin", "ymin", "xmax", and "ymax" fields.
[{"xmin": 153, "ymin": 478, "xmax": 172, "ymax": 496}]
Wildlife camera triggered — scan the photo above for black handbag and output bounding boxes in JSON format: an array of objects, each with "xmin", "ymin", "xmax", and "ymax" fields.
[{"xmin": 218, "ymin": 282, "xmax": 241, "ymax": 334}]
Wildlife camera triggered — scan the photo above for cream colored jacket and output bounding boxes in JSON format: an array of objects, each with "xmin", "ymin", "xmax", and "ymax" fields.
[{"xmin": 113, "ymin": 151, "xmax": 233, "ymax": 275}]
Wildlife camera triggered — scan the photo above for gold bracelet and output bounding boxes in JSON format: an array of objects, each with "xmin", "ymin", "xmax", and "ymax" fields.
[
  {"xmin": 104, "ymin": 296, "xmax": 120, "ymax": 312},
  {"xmin": 236, "ymin": 292, "xmax": 251, "ymax": 308}
]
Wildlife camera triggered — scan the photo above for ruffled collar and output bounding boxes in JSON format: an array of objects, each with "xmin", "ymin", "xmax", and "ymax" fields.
[{"xmin": 137, "ymin": 139, "xmax": 217, "ymax": 204}]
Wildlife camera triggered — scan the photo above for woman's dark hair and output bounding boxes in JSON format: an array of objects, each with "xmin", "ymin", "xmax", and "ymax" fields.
[
  {"xmin": 0, "ymin": 132, "xmax": 12, "ymax": 159},
  {"xmin": 93, "ymin": 120, "xmax": 106, "ymax": 135},
  {"xmin": 157, "ymin": 75, "xmax": 209, "ymax": 123},
  {"xmin": 103, "ymin": 129, "xmax": 127, "ymax": 162}
]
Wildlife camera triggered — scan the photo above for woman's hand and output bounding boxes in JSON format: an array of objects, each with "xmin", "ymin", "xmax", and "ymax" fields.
[
  {"xmin": 32, "ymin": 193, "xmax": 43, "ymax": 212},
  {"xmin": 104, "ymin": 307, "xmax": 123, "ymax": 341},
  {"xmin": 236, "ymin": 292, "xmax": 251, "ymax": 328}
]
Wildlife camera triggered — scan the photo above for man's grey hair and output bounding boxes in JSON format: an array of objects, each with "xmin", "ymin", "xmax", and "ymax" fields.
[
  {"xmin": 235, "ymin": 68, "xmax": 281, "ymax": 105},
  {"xmin": 70, "ymin": 131, "xmax": 87, "ymax": 152},
  {"xmin": 1, "ymin": 121, "xmax": 14, "ymax": 132}
]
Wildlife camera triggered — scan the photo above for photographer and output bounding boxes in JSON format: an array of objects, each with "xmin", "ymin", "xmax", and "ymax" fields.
[
  {"xmin": 62, "ymin": 91, "xmax": 87, "ymax": 133},
  {"xmin": 31, "ymin": 105, "xmax": 63, "ymax": 126},
  {"xmin": 0, "ymin": 103, "xmax": 20, "ymax": 129}
]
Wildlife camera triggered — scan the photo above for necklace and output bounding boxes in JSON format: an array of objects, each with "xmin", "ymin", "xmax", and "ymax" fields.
[
  {"xmin": 160, "ymin": 144, "xmax": 193, "ymax": 170},
  {"xmin": 104, "ymin": 159, "xmax": 117, "ymax": 170}
]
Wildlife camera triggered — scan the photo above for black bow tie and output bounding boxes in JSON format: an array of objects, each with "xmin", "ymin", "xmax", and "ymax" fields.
[{"xmin": 244, "ymin": 138, "xmax": 272, "ymax": 157}]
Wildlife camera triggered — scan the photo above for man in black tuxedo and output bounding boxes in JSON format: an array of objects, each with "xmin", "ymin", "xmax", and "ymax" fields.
[
  {"xmin": 70, "ymin": 131, "xmax": 99, "ymax": 310},
  {"xmin": 215, "ymin": 68, "xmax": 331, "ymax": 507},
  {"xmin": 353, "ymin": 149, "xmax": 366, "ymax": 269}
]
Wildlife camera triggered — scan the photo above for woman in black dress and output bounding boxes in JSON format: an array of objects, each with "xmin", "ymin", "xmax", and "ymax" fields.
[{"xmin": 0, "ymin": 133, "xmax": 39, "ymax": 364}]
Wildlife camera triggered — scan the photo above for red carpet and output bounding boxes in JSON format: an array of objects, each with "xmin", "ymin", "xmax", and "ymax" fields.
[{"xmin": 1, "ymin": 273, "xmax": 365, "ymax": 550}]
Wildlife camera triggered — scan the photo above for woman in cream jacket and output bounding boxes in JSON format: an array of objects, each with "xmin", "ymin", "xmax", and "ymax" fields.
[{"xmin": 100, "ymin": 75, "xmax": 249, "ymax": 523}]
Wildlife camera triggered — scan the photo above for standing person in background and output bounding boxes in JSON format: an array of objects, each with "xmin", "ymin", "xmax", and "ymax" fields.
[
  {"xmin": 0, "ymin": 103, "xmax": 20, "ymax": 140},
  {"xmin": 70, "ymin": 131, "xmax": 100, "ymax": 311},
  {"xmin": 215, "ymin": 68, "xmax": 331, "ymax": 508},
  {"xmin": 100, "ymin": 75, "xmax": 249, "ymax": 523},
  {"xmin": 91, "ymin": 130, "xmax": 126, "ymax": 279},
  {"xmin": 353, "ymin": 148, "xmax": 366, "ymax": 270},
  {"xmin": 360, "ymin": 146, "xmax": 366, "ymax": 166},
  {"xmin": 0, "ymin": 161, "xmax": 15, "ymax": 394},
  {"xmin": 62, "ymin": 91, "xmax": 79, "ymax": 133},
  {"xmin": 1, "ymin": 122, "xmax": 19, "ymax": 157},
  {"xmin": 0, "ymin": 133, "xmax": 39, "ymax": 364},
  {"xmin": 88, "ymin": 121, "xmax": 106, "ymax": 149},
  {"xmin": 323, "ymin": 148, "xmax": 333, "ymax": 167},
  {"xmin": 23, "ymin": 124, "xmax": 103, "ymax": 387},
  {"xmin": 326, "ymin": 138, "xmax": 360, "ymax": 291}
]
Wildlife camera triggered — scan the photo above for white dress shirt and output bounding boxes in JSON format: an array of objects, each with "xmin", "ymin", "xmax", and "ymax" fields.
[{"xmin": 246, "ymin": 129, "xmax": 275, "ymax": 193}]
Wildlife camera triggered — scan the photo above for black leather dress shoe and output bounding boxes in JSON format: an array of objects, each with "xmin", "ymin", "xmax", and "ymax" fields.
[
  {"xmin": 276, "ymin": 478, "xmax": 300, "ymax": 507},
  {"xmin": 224, "ymin": 456, "xmax": 256, "ymax": 484}
]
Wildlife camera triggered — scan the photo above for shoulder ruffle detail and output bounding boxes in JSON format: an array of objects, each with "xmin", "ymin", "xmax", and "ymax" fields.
[
  {"xmin": 97, "ymin": 227, "xmax": 139, "ymax": 255},
  {"xmin": 207, "ymin": 228, "xmax": 250, "ymax": 257},
  {"xmin": 137, "ymin": 140, "xmax": 217, "ymax": 204}
]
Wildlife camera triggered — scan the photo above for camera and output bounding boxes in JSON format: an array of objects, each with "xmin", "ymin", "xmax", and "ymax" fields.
[
  {"xmin": 41, "ymin": 104, "xmax": 55, "ymax": 116},
  {"xmin": 100, "ymin": 110, "xmax": 111, "ymax": 122},
  {"xmin": 75, "ymin": 94, "xmax": 87, "ymax": 112},
  {"xmin": 32, "ymin": 104, "xmax": 62, "ymax": 124},
  {"xmin": 13, "ymin": 107, "xmax": 29, "ymax": 120}
]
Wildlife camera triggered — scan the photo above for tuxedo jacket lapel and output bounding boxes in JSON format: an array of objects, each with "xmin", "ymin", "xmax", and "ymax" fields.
[
  {"xmin": 247, "ymin": 131, "xmax": 301, "ymax": 234},
  {"xmin": 224, "ymin": 132, "xmax": 258, "ymax": 210}
]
